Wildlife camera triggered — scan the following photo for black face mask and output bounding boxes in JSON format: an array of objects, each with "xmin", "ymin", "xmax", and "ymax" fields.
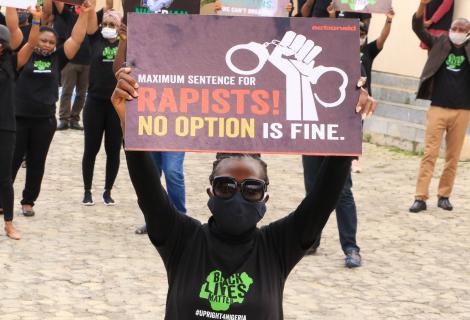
[
  {"xmin": 208, "ymin": 193, "xmax": 266, "ymax": 236},
  {"xmin": 18, "ymin": 12, "xmax": 30, "ymax": 25}
]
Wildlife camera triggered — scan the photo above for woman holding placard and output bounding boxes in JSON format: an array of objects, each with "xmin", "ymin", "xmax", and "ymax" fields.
[
  {"xmin": 81, "ymin": 5, "xmax": 123, "ymax": 206},
  {"xmin": 0, "ymin": 5, "xmax": 42, "ymax": 239},
  {"xmin": 110, "ymin": 67, "xmax": 376, "ymax": 318},
  {"xmin": 10, "ymin": 1, "xmax": 92, "ymax": 217}
]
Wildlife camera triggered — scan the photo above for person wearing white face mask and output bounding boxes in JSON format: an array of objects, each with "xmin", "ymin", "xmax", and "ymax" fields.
[
  {"xmin": 81, "ymin": 6, "xmax": 123, "ymax": 206},
  {"xmin": 410, "ymin": 0, "xmax": 470, "ymax": 213}
]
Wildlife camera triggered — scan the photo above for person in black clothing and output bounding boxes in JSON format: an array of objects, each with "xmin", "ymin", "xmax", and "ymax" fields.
[
  {"xmin": 359, "ymin": 10, "xmax": 394, "ymax": 95},
  {"xmin": 11, "ymin": 1, "xmax": 92, "ymax": 217},
  {"xmin": 110, "ymin": 67, "xmax": 376, "ymax": 319},
  {"xmin": 51, "ymin": 0, "xmax": 113, "ymax": 130},
  {"xmin": 81, "ymin": 7, "xmax": 122, "ymax": 206},
  {"xmin": 0, "ymin": 7, "xmax": 42, "ymax": 239},
  {"xmin": 409, "ymin": 0, "xmax": 470, "ymax": 212}
]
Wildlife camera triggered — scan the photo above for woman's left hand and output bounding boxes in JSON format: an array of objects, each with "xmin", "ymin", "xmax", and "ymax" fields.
[{"xmin": 356, "ymin": 78, "xmax": 377, "ymax": 118}]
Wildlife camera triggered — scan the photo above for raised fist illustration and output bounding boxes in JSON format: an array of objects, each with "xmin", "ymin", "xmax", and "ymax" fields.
[{"xmin": 226, "ymin": 31, "xmax": 349, "ymax": 121}]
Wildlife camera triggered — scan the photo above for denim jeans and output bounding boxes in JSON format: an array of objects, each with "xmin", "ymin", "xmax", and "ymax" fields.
[
  {"xmin": 151, "ymin": 152, "xmax": 186, "ymax": 214},
  {"xmin": 302, "ymin": 155, "xmax": 360, "ymax": 254}
]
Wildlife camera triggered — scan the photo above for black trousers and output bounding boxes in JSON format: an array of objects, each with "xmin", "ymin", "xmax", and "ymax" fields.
[
  {"xmin": 302, "ymin": 155, "xmax": 360, "ymax": 254},
  {"xmin": 12, "ymin": 117, "xmax": 56, "ymax": 206},
  {"xmin": 0, "ymin": 130, "xmax": 15, "ymax": 221},
  {"xmin": 82, "ymin": 95, "xmax": 122, "ymax": 191}
]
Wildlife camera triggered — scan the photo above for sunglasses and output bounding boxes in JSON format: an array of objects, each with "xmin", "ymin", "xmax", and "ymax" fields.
[{"xmin": 211, "ymin": 176, "xmax": 267, "ymax": 202}]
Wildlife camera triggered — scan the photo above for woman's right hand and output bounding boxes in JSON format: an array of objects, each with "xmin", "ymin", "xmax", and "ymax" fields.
[{"xmin": 111, "ymin": 67, "xmax": 139, "ymax": 129}]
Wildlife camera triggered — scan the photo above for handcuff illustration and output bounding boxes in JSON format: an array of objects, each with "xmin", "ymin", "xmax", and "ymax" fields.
[{"xmin": 225, "ymin": 36, "xmax": 349, "ymax": 121}]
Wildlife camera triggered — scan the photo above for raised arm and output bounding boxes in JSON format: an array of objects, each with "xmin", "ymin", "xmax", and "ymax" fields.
[
  {"xmin": 86, "ymin": 0, "xmax": 99, "ymax": 35},
  {"xmin": 5, "ymin": 7, "xmax": 23, "ymax": 51},
  {"xmin": 104, "ymin": 0, "xmax": 114, "ymax": 11},
  {"xmin": 111, "ymin": 67, "xmax": 181, "ymax": 247},
  {"xmin": 413, "ymin": 0, "xmax": 436, "ymax": 49},
  {"xmin": 301, "ymin": 0, "xmax": 315, "ymax": 17},
  {"xmin": 42, "ymin": 0, "xmax": 53, "ymax": 26},
  {"xmin": 376, "ymin": 9, "xmax": 394, "ymax": 50},
  {"xmin": 16, "ymin": 6, "xmax": 42, "ymax": 70},
  {"xmin": 63, "ymin": 1, "xmax": 91, "ymax": 60},
  {"xmin": 113, "ymin": 23, "xmax": 127, "ymax": 74}
]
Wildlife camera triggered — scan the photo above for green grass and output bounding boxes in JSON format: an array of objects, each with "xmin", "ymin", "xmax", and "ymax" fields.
[{"xmin": 386, "ymin": 146, "xmax": 423, "ymax": 157}]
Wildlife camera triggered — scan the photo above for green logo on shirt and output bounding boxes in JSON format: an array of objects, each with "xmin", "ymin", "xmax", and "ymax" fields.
[
  {"xmin": 199, "ymin": 270, "xmax": 253, "ymax": 312},
  {"xmin": 340, "ymin": 0, "xmax": 377, "ymax": 11},
  {"xmin": 446, "ymin": 54, "xmax": 466, "ymax": 72},
  {"xmin": 33, "ymin": 60, "xmax": 52, "ymax": 73},
  {"xmin": 102, "ymin": 47, "xmax": 118, "ymax": 62}
]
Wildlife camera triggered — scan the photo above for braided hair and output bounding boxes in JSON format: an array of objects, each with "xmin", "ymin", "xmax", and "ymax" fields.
[{"xmin": 209, "ymin": 153, "xmax": 269, "ymax": 185}]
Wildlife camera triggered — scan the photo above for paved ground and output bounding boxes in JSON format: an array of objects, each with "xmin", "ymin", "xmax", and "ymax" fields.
[{"xmin": 1, "ymin": 128, "xmax": 470, "ymax": 320}]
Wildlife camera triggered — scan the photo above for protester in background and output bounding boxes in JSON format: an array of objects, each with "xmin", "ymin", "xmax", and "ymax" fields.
[
  {"xmin": 110, "ymin": 66, "xmax": 376, "ymax": 318},
  {"xmin": 299, "ymin": 4, "xmax": 383, "ymax": 269},
  {"xmin": 359, "ymin": 10, "xmax": 394, "ymax": 95},
  {"xmin": 410, "ymin": 0, "xmax": 470, "ymax": 213},
  {"xmin": 420, "ymin": 0, "xmax": 454, "ymax": 50},
  {"xmin": 0, "ymin": 6, "xmax": 41, "ymax": 239},
  {"xmin": 52, "ymin": 0, "xmax": 112, "ymax": 131},
  {"xmin": 81, "ymin": 6, "xmax": 122, "ymax": 206},
  {"xmin": 110, "ymin": 20, "xmax": 188, "ymax": 233},
  {"xmin": 11, "ymin": 1, "xmax": 91, "ymax": 217}
]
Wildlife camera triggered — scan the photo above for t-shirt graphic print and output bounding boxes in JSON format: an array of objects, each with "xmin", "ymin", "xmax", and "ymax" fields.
[
  {"xmin": 102, "ymin": 46, "xmax": 118, "ymax": 62},
  {"xmin": 199, "ymin": 270, "xmax": 254, "ymax": 312},
  {"xmin": 446, "ymin": 53, "xmax": 466, "ymax": 72},
  {"xmin": 33, "ymin": 60, "xmax": 52, "ymax": 73}
]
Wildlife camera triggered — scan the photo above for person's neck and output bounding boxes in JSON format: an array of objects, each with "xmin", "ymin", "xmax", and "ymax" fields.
[
  {"xmin": 108, "ymin": 38, "xmax": 118, "ymax": 44},
  {"xmin": 208, "ymin": 217, "xmax": 256, "ymax": 244}
]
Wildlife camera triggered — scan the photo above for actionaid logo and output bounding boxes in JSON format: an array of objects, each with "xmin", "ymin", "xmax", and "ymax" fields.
[{"xmin": 225, "ymin": 31, "xmax": 348, "ymax": 122}]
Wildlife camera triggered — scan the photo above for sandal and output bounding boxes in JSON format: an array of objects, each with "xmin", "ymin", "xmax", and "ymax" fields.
[
  {"xmin": 22, "ymin": 208, "xmax": 35, "ymax": 217},
  {"xmin": 135, "ymin": 224, "xmax": 147, "ymax": 235}
]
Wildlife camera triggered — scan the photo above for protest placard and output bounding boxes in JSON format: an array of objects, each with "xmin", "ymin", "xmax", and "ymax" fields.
[
  {"xmin": 53, "ymin": 0, "xmax": 85, "ymax": 5},
  {"xmin": 0, "ymin": 0, "xmax": 36, "ymax": 9},
  {"xmin": 333, "ymin": 0, "xmax": 392, "ymax": 14},
  {"xmin": 200, "ymin": 0, "xmax": 290, "ymax": 17},
  {"xmin": 125, "ymin": 14, "xmax": 362, "ymax": 156},
  {"xmin": 122, "ymin": 0, "xmax": 200, "ymax": 23}
]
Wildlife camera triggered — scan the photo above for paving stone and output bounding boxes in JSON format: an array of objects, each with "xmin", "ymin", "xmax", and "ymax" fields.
[{"xmin": 1, "ymin": 129, "xmax": 469, "ymax": 319}]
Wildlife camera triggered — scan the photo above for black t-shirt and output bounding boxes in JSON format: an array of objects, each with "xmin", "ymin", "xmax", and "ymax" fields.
[
  {"xmin": 0, "ymin": 52, "xmax": 17, "ymax": 131},
  {"xmin": 125, "ymin": 151, "xmax": 351, "ymax": 320},
  {"xmin": 431, "ymin": 46, "xmax": 470, "ymax": 109},
  {"xmin": 311, "ymin": 0, "xmax": 330, "ymax": 17},
  {"xmin": 15, "ymin": 47, "xmax": 69, "ymax": 117},
  {"xmin": 17, "ymin": 24, "xmax": 32, "ymax": 51},
  {"xmin": 360, "ymin": 40, "xmax": 381, "ymax": 95},
  {"xmin": 55, "ymin": 5, "xmax": 93, "ymax": 65},
  {"xmin": 88, "ymin": 31, "xmax": 119, "ymax": 99}
]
